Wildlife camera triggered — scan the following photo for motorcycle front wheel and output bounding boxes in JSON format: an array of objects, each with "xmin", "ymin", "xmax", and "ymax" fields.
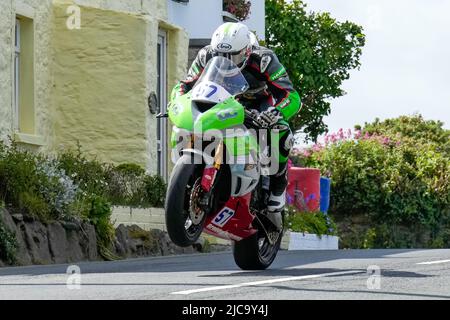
[{"xmin": 165, "ymin": 155, "xmax": 205, "ymax": 247}]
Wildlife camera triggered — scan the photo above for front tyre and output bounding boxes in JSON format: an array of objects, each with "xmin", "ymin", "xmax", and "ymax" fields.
[
  {"xmin": 232, "ymin": 228, "xmax": 283, "ymax": 270},
  {"xmin": 165, "ymin": 156, "xmax": 204, "ymax": 247}
]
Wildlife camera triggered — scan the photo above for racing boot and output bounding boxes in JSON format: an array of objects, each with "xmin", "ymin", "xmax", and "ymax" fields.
[{"xmin": 267, "ymin": 162, "xmax": 288, "ymax": 231}]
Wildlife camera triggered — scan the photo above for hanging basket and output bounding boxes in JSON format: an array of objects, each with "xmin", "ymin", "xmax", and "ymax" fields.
[{"xmin": 223, "ymin": 0, "xmax": 252, "ymax": 21}]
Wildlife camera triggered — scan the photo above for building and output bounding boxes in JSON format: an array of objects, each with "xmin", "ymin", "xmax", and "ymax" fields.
[
  {"xmin": 167, "ymin": 0, "xmax": 265, "ymax": 65},
  {"xmin": 0, "ymin": 0, "xmax": 188, "ymax": 180}
]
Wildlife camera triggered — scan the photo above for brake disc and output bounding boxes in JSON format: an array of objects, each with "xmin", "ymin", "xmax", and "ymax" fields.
[{"xmin": 189, "ymin": 178, "xmax": 206, "ymax": 225}]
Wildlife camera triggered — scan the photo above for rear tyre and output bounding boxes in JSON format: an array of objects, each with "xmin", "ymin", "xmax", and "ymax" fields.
[
  {"xmin": 232, "ymin": 228, "xmax": 283, "ymax": 270},
  {"xmin": 165, "ymin": 156, "xmax": 204, "ymax": 247}
]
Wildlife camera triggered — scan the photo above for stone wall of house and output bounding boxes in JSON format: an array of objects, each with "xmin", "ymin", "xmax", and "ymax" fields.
[{"xmin": 0, "ymin": 0, "xmax": 188, "ymax": 174}]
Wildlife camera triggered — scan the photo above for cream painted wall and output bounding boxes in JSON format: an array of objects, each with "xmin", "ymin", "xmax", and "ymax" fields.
[
  {"xmin": 0, "ymin": 0, "xmax": 188, "ymax": 173},
  {"xmin": 0, "ymin": 0, "xmax": 13, "ymax": 141}
]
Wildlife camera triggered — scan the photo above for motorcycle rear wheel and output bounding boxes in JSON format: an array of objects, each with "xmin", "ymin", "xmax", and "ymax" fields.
[{"xmin": 232, "ymin": 227, "xmax": 283, "ymax": 270}]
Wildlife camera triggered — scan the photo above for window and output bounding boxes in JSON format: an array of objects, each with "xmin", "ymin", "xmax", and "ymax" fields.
[{"xmin": 14, "ymin": 15, "xmax": 35, "ymax": 135}]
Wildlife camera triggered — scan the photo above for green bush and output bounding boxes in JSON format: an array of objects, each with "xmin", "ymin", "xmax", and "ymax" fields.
[
  {"xmin": 293, "ymin": 115, "xmax": 450, "ymax": 248},
  {"xmin": 0, "ymin": 141, "xmax": 167, "ymax": 259},
  {"xmin": 107, "ymin": 163, "xmax": 146, "ymax": 207},
  {"xmin": 88, "ymin": 195, "xmax": 115, "ymax": 257},
  {"xmin": 285, "ymin": 206, "xmax": 337, "ymax": 236},
  {"xmin": 0, "ymin": 218, "xmax": 17, "ymax": 265},
  {"xmin": 57, "ymin": 148, "xmax": 111, "ymax": 199},
  {"xmin": 0, "ymin": 144, "xmax": 66, "ymax": 221},
  {"xmin": 143, "ymin": 175, "xmax": 166, "ymax": 208}
]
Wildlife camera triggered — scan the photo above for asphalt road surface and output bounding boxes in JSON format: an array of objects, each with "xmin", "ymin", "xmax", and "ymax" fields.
[{"xmin": 0, "ymin": 249, "xmax": 449, "ymax": 300}]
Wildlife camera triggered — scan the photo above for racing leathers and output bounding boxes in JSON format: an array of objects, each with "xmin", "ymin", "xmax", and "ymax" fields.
[{"xmin": 170, "ymin": 45, "xmax": 301, "ymax": 230}]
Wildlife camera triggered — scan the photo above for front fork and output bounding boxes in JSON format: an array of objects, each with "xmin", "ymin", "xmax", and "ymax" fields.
[
  {"xmin": 201, "ymin": 141, "xmax": 223, "ymax": 192},
  {"xmin": 199, "ymin": 141, "xmax": 257, "ymax": 241}
]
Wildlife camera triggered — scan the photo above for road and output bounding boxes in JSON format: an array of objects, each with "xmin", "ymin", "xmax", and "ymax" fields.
[{"xmin": 0, "ymin": 249, "xmax": 449, "ymax": 300}]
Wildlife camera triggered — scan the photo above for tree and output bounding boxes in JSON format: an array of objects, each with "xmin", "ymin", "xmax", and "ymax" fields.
[{"xmin": 265, "ymin": 0, "xmax": 366, "ymax": 141}]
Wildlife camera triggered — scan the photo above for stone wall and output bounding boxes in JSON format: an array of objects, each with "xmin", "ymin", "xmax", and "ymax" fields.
[
  {"xmin": 111, "ymin": 206, "xmax": 231, "ymax": 246},
  {"xmin": 111, "ymin": 206, "xmax": 167, "ymax": 232},
  {"xmin": 0, "ymin": 207, "xmax": 97, "ymax": 266},
  {"xmin": 0, "ymin": 206, "xmax": 228, "ymax": 267}
]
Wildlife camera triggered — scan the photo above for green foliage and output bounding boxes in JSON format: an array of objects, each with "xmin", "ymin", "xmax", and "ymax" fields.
[
  {"xmin": 107, "ymin": 163, "xmax": 146, "ymax": 207},
  {"xmin": 0, "ymin": 218, "xmax": 17, "ymax": 265},
  {"xmin": 57, "ymin": 150, "xmax": 166, "ymax": 208},
  {"xmin": 285, "ymin": 206, "xmax": 337, "ymax": 236},
  {"xmin": 57, "ymin": 148, "xmax": 110, "ymax": 198},
  {"xmin": 265, "ymin": 0, "xmax": 365, "ymax": 140},
  {"xmin": 143, "ymin": 175, "xmax": 167, "ymax": 208},
  {"xmin": 363, "ymin": 114, "xmax": 450, "ymax": 157},
  {"xmin": 0, "ymin": 144, "xmax": 58, "ymax": 221},
  {"xmin": 0, "ymin": 141, "xmax": 167, "ymax": 259},
  {"xmin": 18, "ymin": 192, "xmax": 51, "ymax": 222},
  {"xmin": 293, "ymin": 115, "xmax": 450, "ymax": 248},
  {"xmin": 87, "ymin": 195, "xmax": 117, "ymax": 260}
]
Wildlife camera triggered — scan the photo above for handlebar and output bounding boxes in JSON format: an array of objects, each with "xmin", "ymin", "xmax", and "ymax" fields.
[{"xmin": 244, "ymin": 109, "xmax": 268, "ymax": 129}]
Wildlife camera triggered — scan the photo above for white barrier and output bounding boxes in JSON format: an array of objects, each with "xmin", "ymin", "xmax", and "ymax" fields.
[{"xmin": 281, "ymin": 231, "xmax": 339, "ymax": 250}]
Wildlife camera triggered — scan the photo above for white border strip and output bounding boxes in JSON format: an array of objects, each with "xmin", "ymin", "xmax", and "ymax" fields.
[
  {"xmin": 171, "ymin": 270, "xmax": 361, "ymax": 295},
  {"xmin": 417, "ymin": 259, "xmax": 450, "ymax": 265}
]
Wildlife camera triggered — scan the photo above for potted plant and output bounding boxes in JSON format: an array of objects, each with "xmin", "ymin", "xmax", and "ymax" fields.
[
  {"xmin": 281, "ymin": 206, "xmax": 340, "ymax": 250},
  {"xmin": 223, "ymin": 0, "xmax": 252, "ymax": 21}
]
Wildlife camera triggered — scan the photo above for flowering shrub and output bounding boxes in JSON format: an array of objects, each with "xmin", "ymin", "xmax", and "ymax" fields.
[
  {"xmin": 37, "ymin": 160, "xmax": 78, "ymax": 219},
  {"xmin": 291, "ymin": 115, "xmax": 450, "ymax": 248},
  {"xmin": 223, "ymin": 0, "xmax": 251, "ymax": 21},
  {"xmin": 106, "ymin": 163, "xmax": 166, "ymax": 208},
  {"xmin": 0, "ymin": 141, "xmax": 167, "ymax": 258}
]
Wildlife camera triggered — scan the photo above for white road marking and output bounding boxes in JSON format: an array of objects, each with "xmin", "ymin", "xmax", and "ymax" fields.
[
  {"xmin": 417, "ymin": 259, "xmax": 450, "ymax": 265},
  {"xmin": 171, "ymin": 270, "xmax": 361, "ymax": 295}
]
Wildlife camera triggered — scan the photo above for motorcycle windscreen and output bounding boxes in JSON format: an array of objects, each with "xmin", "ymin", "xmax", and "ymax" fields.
[{"xmin": 191, "ymin": 56, "xmax": 249, "ymax": 103}]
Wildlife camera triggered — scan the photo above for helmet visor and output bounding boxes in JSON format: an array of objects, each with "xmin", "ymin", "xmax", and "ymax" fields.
[{"xmin": 216, "ymin": 48, "xmax": 248, "ymax": 67}]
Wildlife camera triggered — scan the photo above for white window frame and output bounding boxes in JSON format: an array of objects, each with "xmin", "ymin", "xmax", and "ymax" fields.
[
  {"xmin": 14, "ymin": 18, "xmax": 20, "ymax": 131},
  {"xmin": 157, "ymin": 30, "xmax": 168, "ymax": 181}
]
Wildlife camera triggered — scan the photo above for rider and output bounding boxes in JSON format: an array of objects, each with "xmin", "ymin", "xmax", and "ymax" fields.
[{"xmin": 170, "ymin": 22, "xmax": 301, "ymax": 230}]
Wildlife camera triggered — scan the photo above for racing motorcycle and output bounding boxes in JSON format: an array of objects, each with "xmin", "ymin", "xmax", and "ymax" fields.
[{"xmin": 162, "ymin": 56, "xmax": 283, "ymax": 270}]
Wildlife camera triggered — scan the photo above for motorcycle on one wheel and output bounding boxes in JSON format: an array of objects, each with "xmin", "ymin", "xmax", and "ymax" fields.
[{"xmin": 163, "ymin": 56, "xmax": 284, "ymax": 270}]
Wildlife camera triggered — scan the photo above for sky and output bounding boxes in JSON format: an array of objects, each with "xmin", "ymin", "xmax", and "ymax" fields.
[{"xmin": 296, "ymin": 0, "xmax": 450, "ymax": 142}]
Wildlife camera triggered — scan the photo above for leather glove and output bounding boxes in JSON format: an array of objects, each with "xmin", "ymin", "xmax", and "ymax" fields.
[
  {"xmin": 257, "ymin": 107, "xmax": 282, "ymax": 128},
  {"xmin": 248, "ymin": 109, "xmax": 260, "ymax": 119}
]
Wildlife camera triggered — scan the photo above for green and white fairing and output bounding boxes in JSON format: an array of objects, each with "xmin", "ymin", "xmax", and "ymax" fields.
[{"xmin": 168, "ymin": 56, "xmax": 261, "ymax": 196}]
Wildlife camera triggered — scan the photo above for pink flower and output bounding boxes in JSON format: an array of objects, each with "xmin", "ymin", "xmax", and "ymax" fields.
[
  {"xmin": 354, "ymin": 130, "xmax": 362, "ymax": 139},
  {"xmin": 302, "ymin": 150, "xmax": 311, "ymax": 157},
  {"xmin": 347, "ymin": 129, "xmax": 352, "ymax": 139},
  {"xmin": 312, "ymin": 143, "xmax": 323, "ymax": 152},
  {"xmin": 330, "ymin": 133, "xmax": 338, "ymax": 143}
]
